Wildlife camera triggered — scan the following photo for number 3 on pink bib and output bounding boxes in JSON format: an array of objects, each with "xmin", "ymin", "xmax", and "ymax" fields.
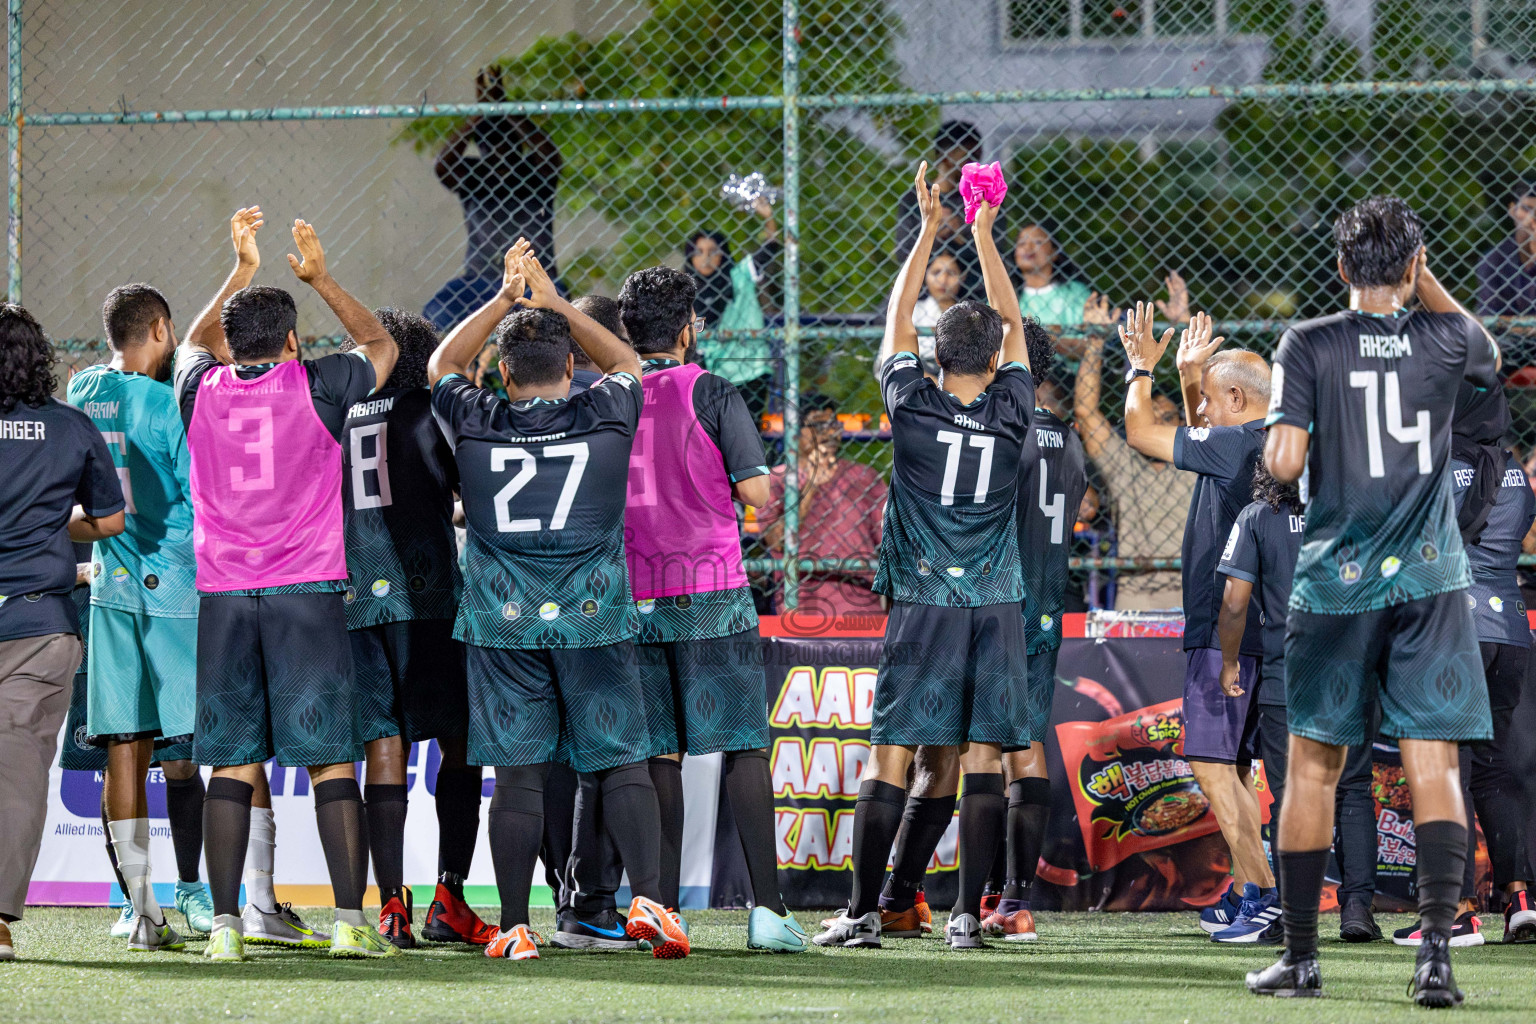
[
  {"xmin": 628, "ymin": 420, "xmax": 656, "ymax": 507},
  {"xmin": 228, "ymin": 406, "xmax": 275, "ymax": 491}
]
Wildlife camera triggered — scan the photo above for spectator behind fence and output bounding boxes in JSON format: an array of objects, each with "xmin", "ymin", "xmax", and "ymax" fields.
[
  {"xmin": 1073, "ymin": 332, "xmax": 1193, "ymax": 609},
  {"xmin": 873, "ymin": 251, "xmax": 963, "ymax": 380},
  {"xmin": 1013, "ymin": 220, "xmax": 1191, "ymax": 359},
  {"xmin": 424, "ymin": 68, "xmax": 562, "ymax": 331},
  {"xmin": 1477, "ymin": 181, "xmax": 1536, "ymax": 319},
  {"xmin": 894, "ymin": 120, "xmax": 1006, "ymax": 298},
  {"xmin": 761, "ymin": 392, "xmax": 887, "ymax": 627},
  {"xmin": 686, "ymin": 197, "xmax": 781, "ymax": 414}
]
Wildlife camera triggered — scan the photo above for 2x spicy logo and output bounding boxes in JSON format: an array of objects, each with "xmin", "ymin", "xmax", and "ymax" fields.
[{"xmin": 1129, "ymin": 710, "xmax": 1183, "ymax": 751}]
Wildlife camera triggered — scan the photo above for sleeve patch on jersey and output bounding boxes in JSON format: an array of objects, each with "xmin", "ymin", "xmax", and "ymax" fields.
[{"xmin": 1221, "ymin": 521, "xmax": 1241, "ymax": 562}]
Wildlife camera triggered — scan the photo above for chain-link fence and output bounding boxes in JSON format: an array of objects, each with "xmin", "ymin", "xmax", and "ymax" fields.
[{"xmin": 11, "ymin": 1, "xmax": 1536, "ymax": 613}]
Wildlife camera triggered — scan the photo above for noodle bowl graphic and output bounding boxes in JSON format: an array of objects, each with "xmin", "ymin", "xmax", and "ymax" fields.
[{"xmin": 1131, "ymin": 789, "xmax": 1210, "ymax": 836}]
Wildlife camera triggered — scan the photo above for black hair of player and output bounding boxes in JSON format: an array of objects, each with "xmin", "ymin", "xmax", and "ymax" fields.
[
  {"xmin": 934, "ymin": 300, "xmax": 1004, "ymax": 376},
  {"xmin": 0, "ymin": 303, "xmax": 56, "ymax": 412},
  {"xmin": 1506, "ymin": 180, "xmax": 1536, "ymax": 207},
  {"xmin": 221, "ymin": 286, "xmax": 298, "ymax": 362},
  {"xmin": 495, "ymin": 307, "xmax": 572, "ymax": 386},
  {"xmin": 102, "ymin": 284, "xmax": 172, "ymax": 350},
  {"xmin": 619, "ymin": 266, "xmax": 697, "ymax": 355},
  {"xmin": 1332, "ymin": 195, "xmax": 1424, "ymax": 288},
  {"xmin": 371, "ymin": 307, "xmax": 437, "ymax": 390},
  {"xmin": 1022, "ymin": 317, "xmax": 1054, "ymax": 387},
  {"xmin": 935, "ymin": 120, "xmax": 982, "ymax": 162},
  {"xmin": 1252, "ymin": 458, "xmax": 1303, "ymax": 516},
  {"xmin": 570, "ymin": 294, "xmax": 624, "ymax": 370}
]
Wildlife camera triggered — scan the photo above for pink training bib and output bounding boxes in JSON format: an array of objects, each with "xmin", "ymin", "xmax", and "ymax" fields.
[
  {"xmin": 625, "ymin": 363, "xmax": 747, "ymax": 598},
  {"xmin": 186, "ymin": 360, "xmax": 347, "ymax": 591}
]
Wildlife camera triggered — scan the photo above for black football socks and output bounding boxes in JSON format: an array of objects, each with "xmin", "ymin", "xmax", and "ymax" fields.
[{"xmin": 488, "ymin": 765, "xmax": 547, "ymax": 930}]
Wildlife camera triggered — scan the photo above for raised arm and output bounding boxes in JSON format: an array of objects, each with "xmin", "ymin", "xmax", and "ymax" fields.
[
  {"xmin": 876, "ymin": 162, "xmax": 944, "ymax": 369},
  {"xmin": 1119, "ymin": 301, "xmax": 1178, "ymax": 463},
  {"xmin": 286, "ymin": 219, "xmax": 396, "ymax": 387},
  {"xmin": 515, "ymin": 246, "xmax": 638, "ymax": 379},
  {"xmin": 972, "ymin": 199, "xmax": 1028, "ymax": 372},
  {"xmin": 1415, "ymin": 248, "xmax": 1501, "ymax": 371},
  {"xmin": 429, "ymin": 242, "xmax": 526, "ymax": 386},
  {"xmin": 1074, "ymin": 334, "xmax": 1113, "ymax": 461},
  {"xmin": 1173, "ymin": 310, "xmax": 1226, "ymax": 428},
  {"xmin": 181, "ymin": 207, "xmax": 264, "ymax": 364}
]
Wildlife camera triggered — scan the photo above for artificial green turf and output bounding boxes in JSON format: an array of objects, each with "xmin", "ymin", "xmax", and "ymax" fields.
[{"xmin": 5, "ymin": 907, "xmax": 1534, "ymax": 1022}]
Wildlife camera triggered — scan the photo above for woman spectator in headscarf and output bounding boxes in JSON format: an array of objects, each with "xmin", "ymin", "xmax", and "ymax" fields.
[{"xmin": 685, "ymin": 197, "xmax": 781, "ymax": 416}]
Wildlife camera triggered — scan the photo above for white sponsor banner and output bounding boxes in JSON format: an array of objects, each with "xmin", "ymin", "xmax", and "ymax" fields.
[{"xmin": 32, "ymin": 733, "xmax": 720, "ymax": 905}]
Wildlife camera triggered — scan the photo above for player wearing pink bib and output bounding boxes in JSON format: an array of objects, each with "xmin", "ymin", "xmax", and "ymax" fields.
[
  {"xmin": 617, "ymin": 267, "xmax": 806, "ymax": 951},
  {"xmin": 174, "ymin": 212, "xmax": 399, "ymax": 962}
]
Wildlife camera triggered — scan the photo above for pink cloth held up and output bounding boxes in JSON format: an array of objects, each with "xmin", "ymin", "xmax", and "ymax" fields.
[{"xmin": 959, "ymin": 161, "xmax": 1007, "ymax": 223}]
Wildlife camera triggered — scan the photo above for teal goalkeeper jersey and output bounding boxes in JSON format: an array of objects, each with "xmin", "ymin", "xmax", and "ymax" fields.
[{"xmin": 66, "ymin": 364, "xmax": 198, "ymax": 617}]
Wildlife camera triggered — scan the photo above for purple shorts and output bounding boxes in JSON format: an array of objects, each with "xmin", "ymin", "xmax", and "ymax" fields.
[{"xmin": 1182, "ymin": 647, "xmax": 1260, "ymax": 765}]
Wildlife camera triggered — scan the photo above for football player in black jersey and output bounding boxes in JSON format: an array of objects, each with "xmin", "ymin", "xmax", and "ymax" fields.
[
  {"xmin": 816, "ymin": 164, "xmax": 1033, "ymax": 951},
  {"xmin": 340, "ymin": 308, "xmax": 498, "ymax": 948},
  {"xmin": 1252, "ymin": 196, "xmax": 1499, "ymax": 1004},
  {"xmin": 428, "ymin": 241, "xmax": 689, "ymax": 961}
]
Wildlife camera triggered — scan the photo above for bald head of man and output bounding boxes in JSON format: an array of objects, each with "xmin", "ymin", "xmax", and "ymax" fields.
[{"xmin": 1197, "ymin": 349, "xmax": 1270, "ymax": 427}]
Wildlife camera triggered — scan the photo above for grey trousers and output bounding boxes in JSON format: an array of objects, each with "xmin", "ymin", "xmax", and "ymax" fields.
[{"xmin": 0, "ymin": 632, "xmax": 80, "ymax": 921}]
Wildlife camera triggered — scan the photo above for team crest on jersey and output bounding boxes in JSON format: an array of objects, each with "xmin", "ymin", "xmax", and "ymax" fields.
[
  {"xmin": 945, "ymin": 566, "xmax": 965, "ymax": 578},
  {"xmin": 372, "ymin": 579, "xmax": 391, "ymax": 598},
  {"xmin": 344, "ymin": 587, "xmax": 356, "ymax": 604},
  {"xmin": 143, "ymin": 574, "xmax": 159, "ymax": 590},
  {"xmin": 1379, "ymin": 557, "xmax": 1401, "ymax": 579},
  {"xmin": 1467, "ymin": 593, "xmax": 1477, "ymax": 611},
  {"xmin": 539, "ymin": 602, "xmax": 560, "ymax": 621},
  {"xmin": 92, "ymin": 562, "xmax": 102, "ymax": 579},
  {"xmin": 917, "ymin": 558, "xmax": 932, "ymax": 577},
  {"xmin": 1339, "ymin": 562, "xmax": 1362, "ymax": 584},
  {"xmin": 637, "ymin": 599, "xmax": 656, "ymax": 615},
  {"xmin": 111, "ymin": 566, "xmax": 129, "ymax": 585},
  {"xmin": 1519, "ymin": 601, "xmax": 1527, "ymax": 615},
  {"xmin": 1040, "ymin": 614, "xmax": 1054, "ymax": 632},
  {"xmin": 409, "ymin": 576, "xmax": 426, "ymax": 593},
  {"xmin": 502, "ymin": 601, "xmax": 521, "ymax": 619},
  {"xmin": 581, "ymin": 599, "xmax": 599, "ymax": 617},
  {"xmin": 1489, "ymin": 596, "xmax": 1505, "ymax": 613},
  {"xmin": 981, "ymin": 561, "xmax": 992, "ymax": 576},
  {"xmin": 675, "ymin": 595, "xmax": 693, "ymax": 610},
  {"xmin": 1187, "ymin": 427, "xmax": 1210, "ymax": 442},
  {"xmin": 73, "ymin": 724, "xmax": 91, "ymax": 751},
  {"xmin": 1420, "ymin": 543, "xmax": 1438, "ymax": 562}
]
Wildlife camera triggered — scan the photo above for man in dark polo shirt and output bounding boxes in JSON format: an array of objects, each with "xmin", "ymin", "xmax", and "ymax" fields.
[
  {"xmin": 1119, "ymin": 305, "xmax": 1278, "ymax": 942},
  {"xmin": 0, "ymin": 304, "xmax": 126, "ymax": 960}
]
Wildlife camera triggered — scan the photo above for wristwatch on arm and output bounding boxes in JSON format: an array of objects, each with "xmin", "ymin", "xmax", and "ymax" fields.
[{"xmin": 1124, "ymin": 367, "xmax": 1154, "ymax": 385}]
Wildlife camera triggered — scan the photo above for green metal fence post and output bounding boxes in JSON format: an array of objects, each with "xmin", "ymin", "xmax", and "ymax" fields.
[
  {"xmin": 780, "ymin": 0, "xmax": 802, "ymax": 610},
  {"xmin": 6, "ymin": 0, "xmax": 21, "ymax": 304}
]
